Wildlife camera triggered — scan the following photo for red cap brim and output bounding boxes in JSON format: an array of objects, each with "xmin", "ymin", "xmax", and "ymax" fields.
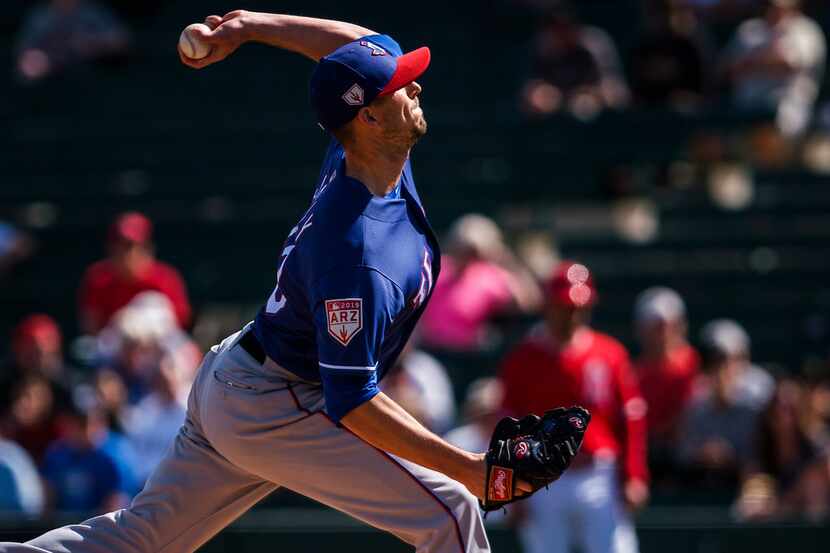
[{"xmin": 378, "ymin": 47, "xmax": 431, "ymax": 96}]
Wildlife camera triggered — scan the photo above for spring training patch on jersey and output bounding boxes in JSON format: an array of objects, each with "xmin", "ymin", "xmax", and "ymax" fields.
[{"xmin": 325, "ymin": 299, "xmax": 363, "ymax": 346}]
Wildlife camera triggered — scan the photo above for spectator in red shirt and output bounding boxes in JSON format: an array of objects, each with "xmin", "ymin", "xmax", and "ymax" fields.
[
  {"xmin": 632, "ymin": 287, "xmax": 701, "ymax": 486},
  {"xmin": 499, "ymin": 261, "xmax": 647, "ymax": 553},
  {"xmin": 78, "ymin": 212, "xmax": 192, "ymax": 334}
]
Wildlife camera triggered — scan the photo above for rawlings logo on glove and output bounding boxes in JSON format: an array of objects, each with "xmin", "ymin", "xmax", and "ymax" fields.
[
  {"xmin": 481, "ymin": 406, "xmax": 591, "ymax": 512},
  {"xmin": 488, "ymin": 467, "xmax": 513, "ymax": 502}
]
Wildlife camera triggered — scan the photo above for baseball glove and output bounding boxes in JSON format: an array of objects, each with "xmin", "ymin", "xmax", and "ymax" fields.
[{"xmin": 482, "ymin": 406, "xmax": 591, "ymax": 512}]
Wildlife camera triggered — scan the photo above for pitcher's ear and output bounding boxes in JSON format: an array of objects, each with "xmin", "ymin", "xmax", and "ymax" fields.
[{"xmin": 357, "ymin": 106, "xmax": 379, "ymax": 126}]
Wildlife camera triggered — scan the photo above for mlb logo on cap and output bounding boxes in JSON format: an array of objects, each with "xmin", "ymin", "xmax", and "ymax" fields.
[
  {"xmin": 342, "ymin": 84, "xmax": 365, "ymax": 106},
  {"xmin": 310, "ymin": 34, "xmax": 430, "ymax": 130},
  {"xmin": 360, "ymin": 40, "xmax": 387, "ymax": 56}
]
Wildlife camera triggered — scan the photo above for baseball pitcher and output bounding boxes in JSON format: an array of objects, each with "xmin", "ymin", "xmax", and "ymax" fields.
[{"xmin": 1, "ymin": 11, "xmax": 589, "ymax": 553}]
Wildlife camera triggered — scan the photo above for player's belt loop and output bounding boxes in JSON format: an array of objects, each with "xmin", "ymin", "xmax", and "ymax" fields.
[{"xmin": 238, "ymin": 329, "xmax": 266, "ymax": 365}]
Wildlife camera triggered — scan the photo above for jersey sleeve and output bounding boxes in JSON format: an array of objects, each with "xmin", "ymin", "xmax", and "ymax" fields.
[
  {"xmin": 312, "ymin": 266, "xmax": 405, "ymax": 422},
  {"xmin": 357, "ymin": 34, "xmax": 404, "ymax": 57}
]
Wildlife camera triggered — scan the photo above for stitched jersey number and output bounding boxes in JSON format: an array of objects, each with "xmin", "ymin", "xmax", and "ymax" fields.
[{"xmin": 264, "ymin": 212, "xmax": 313, "ymax": 314}]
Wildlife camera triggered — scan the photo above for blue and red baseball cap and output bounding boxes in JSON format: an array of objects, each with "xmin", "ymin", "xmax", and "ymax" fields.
[{"xmin": 310, "ymin": 34, "xmax": 431, "ymax": 130}]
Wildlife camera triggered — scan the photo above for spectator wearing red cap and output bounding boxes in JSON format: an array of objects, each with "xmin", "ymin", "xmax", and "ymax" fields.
[
  {"xmin": 632, "ymin": 287, "xmax": 702, "ymax": 486},
  {"xmin": 9, "ymin": 314, "xmax": 67, "ymax": 382},
  {"xmin": 1, "ymin": 314, "xmax": 73, "ymax": 463},
  {"xmin": 499, "ymin": 261, "xmax": 648, "ymax": 553},
  {"xmin": 78, "ymin": 212, "xmax": 192, "ymax": 334}
]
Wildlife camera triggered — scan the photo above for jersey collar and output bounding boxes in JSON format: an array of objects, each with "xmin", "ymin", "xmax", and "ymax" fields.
[{"xmin": 335, "ymin": 158, "xmax": 409, "ymax": 222}]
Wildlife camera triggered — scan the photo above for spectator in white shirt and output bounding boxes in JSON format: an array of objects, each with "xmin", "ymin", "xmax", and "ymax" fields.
[
  {"xmin": 0, "ymin": 421, "xmax": 44, "ymax": 517},
  {"xmin": 721, "ymin": 0, "xmax": 826, "ymax": 135},
  {"xmin": 123, "ymin": 361, "xmax": 187, "ymax": 485},
  {"xmin": 382, "ymin": 342, "xmax": 457, "ymax": 434},
  {"xmin": 699, "ymin": 319, "xmax": 775, "ymax": 410}
]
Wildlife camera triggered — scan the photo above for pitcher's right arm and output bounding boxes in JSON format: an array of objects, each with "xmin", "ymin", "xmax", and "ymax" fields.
[{"xmin": 179, "ymin": 11, "xmax": 376, "ymax": 69}]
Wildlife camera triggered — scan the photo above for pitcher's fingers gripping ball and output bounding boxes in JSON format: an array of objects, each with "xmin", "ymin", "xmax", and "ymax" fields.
[
  {"xmin": 179, "ymin": 23, "xmax": 213, "ymax": 59},
  {"xmin": 482, "ymin": 406, "xmax": 591, "ymax": 512}
]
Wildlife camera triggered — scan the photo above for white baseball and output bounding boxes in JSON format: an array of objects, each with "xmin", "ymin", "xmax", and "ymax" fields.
[{"xmin": 179, "ymin": 23, "xmax": 212, "ymax": 60}]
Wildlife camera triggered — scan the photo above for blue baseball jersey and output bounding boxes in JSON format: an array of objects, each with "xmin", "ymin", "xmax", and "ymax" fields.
[{"xmin": 253, "ymin": 94, "xmax": 440, "ymax": 421}]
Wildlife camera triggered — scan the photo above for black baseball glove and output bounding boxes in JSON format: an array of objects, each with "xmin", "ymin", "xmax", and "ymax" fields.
[{"xmin": 481, "ymin": 406, "xmax": 591, "ymax": 512}]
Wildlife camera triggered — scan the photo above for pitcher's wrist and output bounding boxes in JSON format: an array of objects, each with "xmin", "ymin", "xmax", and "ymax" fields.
[{"xmin": 449, "ymin": 452, "xmax": 486, "ymax": 500}]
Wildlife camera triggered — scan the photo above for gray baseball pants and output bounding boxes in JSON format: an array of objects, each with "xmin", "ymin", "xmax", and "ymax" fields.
[{"xmin": 0, "ymin": 326, "xmax": 489, "ymax": 553}]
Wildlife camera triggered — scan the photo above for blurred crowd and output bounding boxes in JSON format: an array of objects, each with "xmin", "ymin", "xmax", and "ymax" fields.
[
  {"xmin": 409, "ymin": 211, "xmax": 830, "ymax": 552},
  {"xmin": 12, "ymin": 0, "xmax": 828, "ymax": 134},
  {"xmin": 520, "ymin": 0, "xmax": 827, "ymax": 138},
  {"xmin": 8, "ymin": 0, "xmax": 829, "ymax": 179},
  {"xmin": 4, "ymin": 208, "xmax": 827, "ymax": 553},
  {"xmin": 13, "ymin": 0, "xmax": 132, "ymax": 84},
  {"xmin": 1, "ymin": 212, "xmax": 198, "ymax": 516},
  {"xmin": 1, "ymin": 3, "xmax": 829, "ymax": 553},
  {"xmin": 518, "ymin": 0, "xmax": 830, "ymax": 204}
]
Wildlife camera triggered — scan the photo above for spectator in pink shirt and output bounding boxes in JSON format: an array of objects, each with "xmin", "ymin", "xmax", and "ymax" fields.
[{"xmin": 419, "ymin": 214, "xmax": 542, "ymax": 351}]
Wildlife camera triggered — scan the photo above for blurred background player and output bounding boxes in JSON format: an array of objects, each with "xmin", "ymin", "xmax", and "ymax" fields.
[
  {"xmin": 78, "ymin": 212, "xmax": 192, "ymax": 335},
  {"xmin": 499, "ymin": 261, "xmax": 648, "ymax": 553}
]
